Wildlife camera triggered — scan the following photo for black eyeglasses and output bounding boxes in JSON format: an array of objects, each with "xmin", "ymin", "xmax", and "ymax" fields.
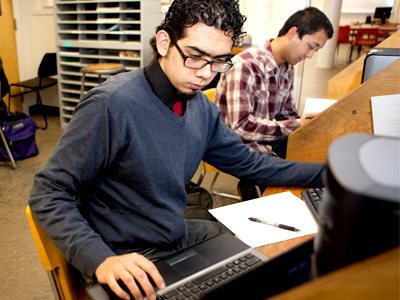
[{"xmin": 173, "ymin": 42, "xmax": 233, "ymax": 73}]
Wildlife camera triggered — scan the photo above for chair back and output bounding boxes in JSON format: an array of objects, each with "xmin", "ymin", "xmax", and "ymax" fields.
[
  {"xmin": 202, "ymin": 88, "xmax": 221, "ymax": 173},
  {"xmin": 0, "ymin": 58, "xmax": 10, "ymax": 119},
  {"xmin": 38, "ymin": 53, "xmax": 57, "ymax": 78},
  {"xmin": 353, "ymin": 28, "xmax": 379, "ymax": 46},
  {"xmin": 26, "ymin": 206, "xmax": 88, "ymax": 300},
  {"xmin": 203, "ymin": 87, "xmax": 216, "ymax": 102},
  {"xmin": 337, "ymin": 26, "xmax": 350, "ymax": 44},
  {"xmin": 378, "ymin": 25, "xmax": 398, "ymax": 42},
  {"xmin": 0, "ymin": 57, "xmax": 10, "ymax": 99}
]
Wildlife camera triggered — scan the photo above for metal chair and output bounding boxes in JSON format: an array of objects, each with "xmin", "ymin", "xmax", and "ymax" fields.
[
  {"xmin": 197, "ymin": 88, "xmax": 241, "ymax": 201},
  {"xmin": 80, "ymin": 63, "xmax": 125, "ymax": 98},
  {"xmin": 26, "ymin": 206, "xmax": 89, "ymax": 300},
  {"xmin": 377, "ymin": 25, "xmax": 398, "ymax": 43},
  {"xmin": 349, "ymin": 28, "xmax": 379, "ymax": 62},
  {"xmin": 336, "ymin": 25, "xmax": 351, "ymax": 57},
  {"xmin": 8, "ymin": 53, "xmax": 58, "ymax": 130}
]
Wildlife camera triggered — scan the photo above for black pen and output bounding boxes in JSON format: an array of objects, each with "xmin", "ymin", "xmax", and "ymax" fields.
[
  {"xmin": 303, "ymin": 116, "xmax": 314, "ymax": 119},
  {"xmin": 248, "ymin": 217, "xmax": 300, "ymax": 232}
]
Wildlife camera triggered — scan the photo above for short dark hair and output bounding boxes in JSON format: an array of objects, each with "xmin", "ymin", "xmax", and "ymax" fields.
[
  {"xmin": 151, "ymin": 0, "xmax": 247, "ymax": 54},
  {"xmin": 278, "ymin": 7, "xmax": 334, "ymax": 40}
]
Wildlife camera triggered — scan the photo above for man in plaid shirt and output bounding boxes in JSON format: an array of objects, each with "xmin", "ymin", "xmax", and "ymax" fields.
[{"xmin": 215, "ymin": 7, "xmax": 333, "ymax": 159}]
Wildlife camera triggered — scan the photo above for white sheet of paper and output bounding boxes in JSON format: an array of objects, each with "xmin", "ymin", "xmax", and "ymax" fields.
[
  {"xmin": 302, "ymin": 98, "xmax": 337, "ymax": 115},
  {"xmin": 209, "ymin": 192, "xmax": 318, "ymax": 248},
  {"xmin": 371, "ymin": 94, "xmax": 400, "ymax": 138}
]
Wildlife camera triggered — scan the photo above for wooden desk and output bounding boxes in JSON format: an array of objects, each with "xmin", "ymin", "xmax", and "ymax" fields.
[
  {"xmin": 348, "ymin": 24, "xmax": 399, "ymax": 42},
  {"xmin": 349, "ymin": 23, "xmax": 400, "ymax": 31},
  {"xmin": 268, "ymin": 246, "xmax": 399, "ymax": 300}
]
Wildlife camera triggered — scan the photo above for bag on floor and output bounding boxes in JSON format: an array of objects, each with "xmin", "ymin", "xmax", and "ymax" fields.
[
  {"xmin": 184, "ymin": 181, "xmax": 217, "ymax": 222},
  {"xmin": 0, "ymin": 112, "xmax": 39, "ymax": 160}
]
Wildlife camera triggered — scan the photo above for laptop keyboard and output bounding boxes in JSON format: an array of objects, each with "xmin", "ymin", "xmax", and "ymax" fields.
[
  {"xmin": 158, "ymin": 252, "xmax": 264, "ymax": 300},
  {"xmin": 301, "ymin": 188, "xmax": 325, "ymax": 222}
]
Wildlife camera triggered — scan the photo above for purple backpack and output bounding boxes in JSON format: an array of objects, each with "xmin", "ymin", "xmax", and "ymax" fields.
[{"xmin": 0, "ymin": 112, "xmax": 39, "ymax": 160}]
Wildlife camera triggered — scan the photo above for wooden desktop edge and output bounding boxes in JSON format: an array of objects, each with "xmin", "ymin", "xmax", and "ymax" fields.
[
  {"xmin": 254, "ymin": 187, "xmax": 399, "ymax": 300},
  {"xmin": 267, "ymin": 246, "xmax": 399, "ymax": 300}
]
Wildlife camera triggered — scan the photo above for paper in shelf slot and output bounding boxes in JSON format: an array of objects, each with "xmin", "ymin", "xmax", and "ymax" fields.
[
  {"xmin": 59, "ymin": 51, "xmax": 80, "ymax": 56},
  {"xmin": 371, "ymin": 94, "xmax": 400, "ymax": 138},
  {"xmin": 302, "ymin": 98, "xmax": 337, "ymax": 116},
  {"xmin": 63, "ymin": 106, "xmax": 76, "ymax": 112},
  {"xmin": 98, "ymin": 24, "xmax": 119, "ymax": 32},
  {"xmin": 96, "ymin": 18, "xmax": 121, "ymax": 24},
  {"xmin": 209, "ymin": 192, "xmax": 318, "ymax": 248},
  {"xmin": 96, "ymin": 7, "xmax": 120, "ymax": 12}
]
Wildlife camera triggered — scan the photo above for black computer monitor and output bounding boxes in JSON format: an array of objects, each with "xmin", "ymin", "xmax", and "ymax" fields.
[
  {"xmin": 312, "ymin": 133, "xmax": 400, "ymax": 278},
  {"xmin": 361, "ymin": 48, "xmax": 400, "ymax": 83},
  {"xmin": 373, "ymin": 6, "xmax": 392, "ymax": 24}
]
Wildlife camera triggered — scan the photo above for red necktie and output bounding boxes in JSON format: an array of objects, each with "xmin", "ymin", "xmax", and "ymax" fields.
[{"xmin": 172, "ymin": 101, "xmax": 183, "ymax": 116}]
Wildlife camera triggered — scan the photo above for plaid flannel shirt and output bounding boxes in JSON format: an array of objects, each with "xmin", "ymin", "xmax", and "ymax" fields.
[{"xmin": 214, "ymin": 40, "xmax": 301, "ymax": 155}]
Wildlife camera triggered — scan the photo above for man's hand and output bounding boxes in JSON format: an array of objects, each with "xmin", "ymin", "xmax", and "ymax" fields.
[
  {"xmin": 95, "ymin": 253, "xmax": 166, "ymax": 300},
  {"xmin": 300, "ymin": 112, "xmax": 319, "ymax": 127}
]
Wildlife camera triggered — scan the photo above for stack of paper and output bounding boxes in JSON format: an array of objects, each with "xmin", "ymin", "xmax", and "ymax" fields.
[
  {"xmin": 302, "ymin": 98, "xmax": 337, "ymax": 116},
  {"xmin": 209, "ymin": 192, "xmax": 318, "ymax": 248},
  {"xmin": 371, "ymin": 94, "xmax": 400, "ymax": 138}
]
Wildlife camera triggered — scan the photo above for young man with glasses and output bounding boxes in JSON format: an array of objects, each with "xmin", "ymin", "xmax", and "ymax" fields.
[{"xmin": 29, "ymin": 1, "xmax": 325, "ymax": 299}]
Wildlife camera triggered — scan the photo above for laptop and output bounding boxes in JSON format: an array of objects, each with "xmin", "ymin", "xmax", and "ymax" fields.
[
  {"xmin": 202, "ymin": 237, "xmax": 313, "ymax": 300},
  {"xmin": 86, "ymin": 232, "xmax": 270, "ymax": 300}
]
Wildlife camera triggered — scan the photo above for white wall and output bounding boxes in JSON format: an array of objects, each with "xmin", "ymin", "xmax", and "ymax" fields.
[
  {"xmin": 12, "ymin": 0, "xmax": 57, "ymax": 80},
  {"xmin": 241, "ymin": 0, "xmax": 311, "ymax": 46},
  {"xmin": 240, "ymin": 0, "xmax": 310, "ymax": 108},
  {"xmin": 12, "ymin": 0, "xmax": 394, "ymax": 114},
  {"xmin": 341, "ymin": 0, "xmax": 394, "ymax": 13},
  {"xmin": 12, "ymin": 0, "xmax": 58, "ymax": 114},
  {"xmin": 339, "ymin": 0, "xmax": 394, "ymax": 25},
  {"xmin": 13, "ymin": 0, "xmax": 395, "ymax": 77}
]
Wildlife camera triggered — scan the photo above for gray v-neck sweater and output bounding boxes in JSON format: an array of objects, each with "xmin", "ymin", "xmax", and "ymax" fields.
[{"xmin": 29, "ymin": 68, "xmax": 324, "ymax": 276}]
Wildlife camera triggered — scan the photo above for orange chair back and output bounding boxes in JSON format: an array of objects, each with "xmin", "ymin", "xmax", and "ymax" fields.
[
  {"xmin": 352, "ymin": 28, "xmax": 379, "ymax": 47},
  {"xmin": 337, "ymin": 25, "xmax": 350, "ymax": 43},
  {"xmin": 26, "ymin": 206, "xmax": 89, "ymax": 300},
  {"xmin": 202, "ymin": 88, "xmax": 221, "ymax": 173}
]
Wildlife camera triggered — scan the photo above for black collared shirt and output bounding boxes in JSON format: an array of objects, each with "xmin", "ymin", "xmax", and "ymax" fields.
[{"xmin": 144, "ymin": 57, "xmax": 187, "ymax": 114}]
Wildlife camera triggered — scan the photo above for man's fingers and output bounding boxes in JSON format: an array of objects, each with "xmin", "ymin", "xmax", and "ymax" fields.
[
  {"xmin": 119, "ymin": 272, "xmax": 145, "ymax": 300},
  {"xmin": 123, "ymin": 271, "xmax": 154, "ymax": 300},
  {"xmin": 107, "ymin": 276, "xmax": 132, "ymax": 300},
  {"xmin": 132, "ymin": 254, "xmax": 166, "ymax": 290},
  {"xmin": 95, "ymin": 253, "xmax": 166, "ymax": 300},
  {"xmin": 124, "ymin": 254, "xmax": 165, "ymax": 300}
]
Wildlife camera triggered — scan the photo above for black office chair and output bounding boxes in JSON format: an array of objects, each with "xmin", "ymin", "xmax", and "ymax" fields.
[{"xmin": 8, "ymin": 53, "xmax": 57, "ymax": 129}]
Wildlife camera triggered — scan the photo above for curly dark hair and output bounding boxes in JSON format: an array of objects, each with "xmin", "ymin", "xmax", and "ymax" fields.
[
  {"xmin": 278, "ymin": 7, "xmax": 334, "ymax": 40},
  {"xmin": 151, "ymin": 0, "xmax": 247, "ymax": 54}
]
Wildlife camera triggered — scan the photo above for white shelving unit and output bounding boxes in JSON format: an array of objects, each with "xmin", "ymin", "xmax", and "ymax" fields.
[{"xmin": 54, "ymin": 0, "xmax": 161, "ymax": 129}]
